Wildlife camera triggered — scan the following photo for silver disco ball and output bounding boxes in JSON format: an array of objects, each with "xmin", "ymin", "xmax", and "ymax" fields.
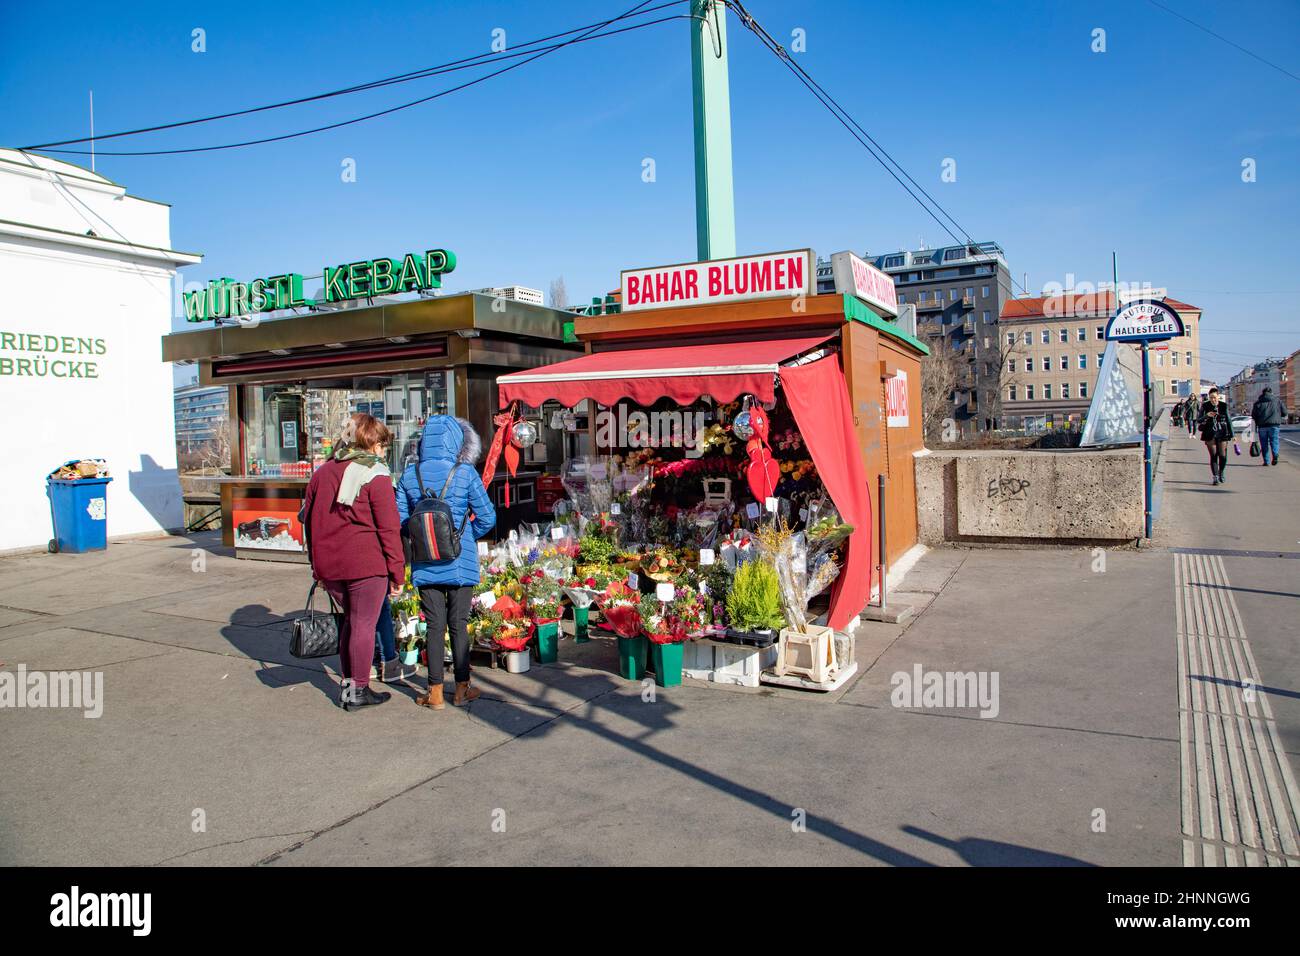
[
  {"xmin": 511, "ymin": 420, "xmax": 539, "ymax": 448},
  {"xmin": 732, "ymin": 410, "xmax": 754, "ymax": 441}
]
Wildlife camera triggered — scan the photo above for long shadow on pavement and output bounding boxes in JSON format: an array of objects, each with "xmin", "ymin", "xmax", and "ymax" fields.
[{"xmin": 457, "ymin": 646, "xmax": 1091, "ymax": 866}]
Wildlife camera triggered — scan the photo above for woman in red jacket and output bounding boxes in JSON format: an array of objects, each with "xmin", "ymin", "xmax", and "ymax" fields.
[{"xmin": 302, "ymin": 413, "xmax": 406, "ymax": 711}]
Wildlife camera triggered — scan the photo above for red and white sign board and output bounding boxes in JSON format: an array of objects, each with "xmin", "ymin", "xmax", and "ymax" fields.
[
  {"xmin": 830, "ymin": 250, "xmax": 898, "ymax": 318},
  {"xmin": 620, "ymin": 249, "xmax": 813, "ymax": 312},
  {"xmin": 886, "ymin": 369, "xmax": 909, "ymax": 428}
]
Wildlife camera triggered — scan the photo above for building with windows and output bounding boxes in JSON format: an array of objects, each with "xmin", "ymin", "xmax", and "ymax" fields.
[
  {"xmin": 174, "ymin": 382, "xmax": 229, "ymax": 454},
  {"xmin": 1283, "ymin": 349, "xmax": 1299, "ymax": 422},
  {"xmin": 999, "ymin": 292, "xmax": 1201, "ymax": 430},
  {"xmin": 470, "ymin": 285, "xmax": 544, "ymax": 306},
  {"xmin": 817, "ymin": 241, "xmax": 1012, "ymax": 434},
  {"xmin": 1225, "ymin": 358, "xmax": 1286, "ymax": 415}
]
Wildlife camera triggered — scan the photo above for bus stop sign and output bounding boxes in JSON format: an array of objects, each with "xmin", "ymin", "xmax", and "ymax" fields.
[{"xmin": 1104, "ymin": 298, "xmax": 1185, "ymax": 342}]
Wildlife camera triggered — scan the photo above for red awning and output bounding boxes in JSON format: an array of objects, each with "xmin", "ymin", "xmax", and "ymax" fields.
[{"xmin": 497, "ymin": 334, "xmax": 833, "ymax": 409}]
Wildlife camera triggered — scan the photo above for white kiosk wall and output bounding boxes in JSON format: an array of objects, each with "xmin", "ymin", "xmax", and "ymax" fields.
[{"xmin": 0, "ymin": 150, "xmax": 201, "ymax": 552}]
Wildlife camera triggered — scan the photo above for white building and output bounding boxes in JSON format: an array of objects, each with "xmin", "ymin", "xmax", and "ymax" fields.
[
  {"xmin": 0, "ymin": 149, "xmax": 201, "ymax": 552},
  {"xmin": 470, "ymin": 285, "xmax": 545, "ymax": 306}
]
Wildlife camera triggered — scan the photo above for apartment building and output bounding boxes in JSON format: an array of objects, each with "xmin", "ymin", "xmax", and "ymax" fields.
[
  {"xmin": 174, "ymin": 382, "xmax": 229, "ymax": 453},
  {"xmin": 470, "ymin": 285, "xmax": 544, "ymax": 306},
  {"xmin": 999, "ymin": 292, "xmax": 1201, "ymax": 429},
  {"xmin": 1225, "ymin": 358, "xmax": 1286, "ymax": 415},
  {"xmin": 1283, "ymin": 349, "xmax": 1299, "ymax": 421},
  {"xmin": 817, "ymin": 241, "xmax": 1012, "ymax": 434}
]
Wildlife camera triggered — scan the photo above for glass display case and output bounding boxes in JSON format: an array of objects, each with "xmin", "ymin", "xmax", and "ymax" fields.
[
  {"xmin": 242, "ymin": 371, "xmax": 455, "ymax": 476},
  {"xmin": 243, "ymin": 384, "xmax": 309, "ymax": 477}
]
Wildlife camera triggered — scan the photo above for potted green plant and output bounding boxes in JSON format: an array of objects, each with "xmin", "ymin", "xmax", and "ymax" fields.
[
  {"xmin": 724, "ymin": 559, "xmax": 786, "ymax": 647},
  {"xmin": 389, "ymin": 590, "xmax": 424, "ymax": 666}
]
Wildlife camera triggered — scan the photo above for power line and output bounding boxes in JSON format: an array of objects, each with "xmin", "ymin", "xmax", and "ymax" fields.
[
  {"xmin": 728, "ymin": 2, "xmax": 975, "ymax": 250},
  {"xmin": 723, "ymin": 2, "xmax": 970, "ymax": 253},
  {"xmin": 29, "ymin": 3, "xmax": 683, "ymax": 157},
  {"xmin": 724, "ymin": 1, "xmax": 1044, "ymax": 305},
  {"xmin": 1145, "ymin": 0, "xmax": 1300, "ymax": 84},
  {"xmin": 23, "ymin": 1, "xmax": 687, "ymax": 151}
]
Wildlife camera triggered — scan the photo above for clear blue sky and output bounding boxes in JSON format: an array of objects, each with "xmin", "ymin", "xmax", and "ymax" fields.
[{"xmin": 3, "ymin": 0, "xmax": 1297, "ymax": 384}]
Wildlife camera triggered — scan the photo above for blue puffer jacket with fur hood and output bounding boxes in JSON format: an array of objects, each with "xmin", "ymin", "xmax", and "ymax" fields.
[{"xmin": 396, "ymin": 416, "xmax": 496, "ymax": 587}]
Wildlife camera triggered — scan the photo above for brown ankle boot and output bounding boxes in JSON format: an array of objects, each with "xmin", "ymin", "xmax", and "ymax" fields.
[
  {"xmin": 416, "ymin": 684, "xmax": 445, "ymax": 710},
  {"xmin": 453, "ymin": 681, "xmax": 480, "ymax": 706}
]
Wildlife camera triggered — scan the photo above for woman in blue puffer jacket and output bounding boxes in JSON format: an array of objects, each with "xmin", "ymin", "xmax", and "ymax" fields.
[{"xmin": 396, "ymin": 416, "xmax": 496, "ymax": 709}]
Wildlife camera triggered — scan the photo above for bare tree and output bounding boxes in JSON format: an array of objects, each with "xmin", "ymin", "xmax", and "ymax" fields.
[
  {"xmin": 548, "ymin": 276, "xmax": 569, "ymax": 311},
  {"xmin": 920, "ymin": 334, "xmax": 964, "ymax": 443}
]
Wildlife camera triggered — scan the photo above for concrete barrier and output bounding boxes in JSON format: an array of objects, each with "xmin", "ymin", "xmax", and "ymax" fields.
[{"xmin": 915, "ymin": 446, "xmax": 1143, "ymax": 544}]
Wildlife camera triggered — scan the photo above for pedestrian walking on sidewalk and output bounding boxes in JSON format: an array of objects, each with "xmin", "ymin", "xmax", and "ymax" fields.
[
  {"xmin": 302, "ymin": 413, "xmax": 406, "ymax": 711},
  {"xmin": 396, "ymin": 416, "xmax": 496, "ymax": 711},
  {"xmin": 1251, "ymin": 386, "xmax": 1287, "ymax": 466},
  {"xmin": 1197, "ymin": 387, "xmax": 1234, "ymax": 485},
  {"xmin": 1185, "ymin": 396, "xmax": 1198, "ymax": 436}
]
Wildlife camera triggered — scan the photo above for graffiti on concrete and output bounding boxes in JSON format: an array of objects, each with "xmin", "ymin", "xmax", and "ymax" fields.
[{"xmin": 987, "ymin": 475, "xmax": 1031, "ymax": 502}]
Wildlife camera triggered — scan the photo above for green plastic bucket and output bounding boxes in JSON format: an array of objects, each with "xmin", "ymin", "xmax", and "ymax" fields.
[
  {"xmin": 616, "ymin": 634, "xmax": 648, "ymax": 680},
  {"xmin": 649, "ymin": 642, "xmax": 683, "ymax": 687},
  {"xmin": 534, "ymin": 621, "xmax": 559, "ymax": 664}
]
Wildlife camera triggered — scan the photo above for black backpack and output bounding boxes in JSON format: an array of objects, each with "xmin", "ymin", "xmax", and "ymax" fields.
[{"xmin": 406, "ymin": 463, "xmax": 469, "ymax": 564}]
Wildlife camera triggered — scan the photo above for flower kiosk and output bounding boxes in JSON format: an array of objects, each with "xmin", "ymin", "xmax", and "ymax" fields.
[{"xmin": 474, "ymin": 249, "xmax": 928, "ymax": 690}]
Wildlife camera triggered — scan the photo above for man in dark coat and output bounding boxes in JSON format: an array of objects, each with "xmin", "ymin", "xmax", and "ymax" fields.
[{"xmin": 1251, "ymin": 386, "xmax": 1287, "ymax": 466}]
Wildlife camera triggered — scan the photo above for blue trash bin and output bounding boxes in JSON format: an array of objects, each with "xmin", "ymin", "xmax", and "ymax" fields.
[{"xmin": 46, "ymin": 477, "xmax": 112, "ymax": 553}]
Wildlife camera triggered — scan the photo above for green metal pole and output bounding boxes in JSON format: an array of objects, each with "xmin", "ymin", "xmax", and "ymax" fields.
[{"xmin": 690, "ymin": 0, "xmax": 736, "ymax": 261}]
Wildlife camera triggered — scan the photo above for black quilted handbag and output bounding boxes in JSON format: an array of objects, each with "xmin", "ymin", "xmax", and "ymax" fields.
[{"xmin": 289, "ymin": 581, "xmax": 342, "ymax": 659}]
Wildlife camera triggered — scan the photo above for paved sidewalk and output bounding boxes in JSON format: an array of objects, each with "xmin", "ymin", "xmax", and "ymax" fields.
[{"xmin": 0, "ymin": 435, "xmax": 1295, "ymax": 866}]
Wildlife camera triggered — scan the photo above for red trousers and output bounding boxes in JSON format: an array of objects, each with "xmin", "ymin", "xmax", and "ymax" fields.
[{"xmin": 320, "ymin": 576, "xmax": 388, "ymax": 689}]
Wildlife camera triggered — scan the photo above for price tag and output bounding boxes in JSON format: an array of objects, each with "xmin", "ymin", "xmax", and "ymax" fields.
[
  {"xmin": 765, "ymin": 497, "xmax": 778, "ymax": 513},
  {"xmin": 477, "ymin": 540, "xmax": 489, "ymax": 556},
  {"xmin": 611, "ymin": 502, "xmax": 621, "ymax": 515},
  {"xmin": 799, "ymin": 508, "xmax": 808, "ymax": 523},
  {"xmin": 627, "ymin": 572, "xmax": 639, "ymax": 590},
  {"xmin": 656, "ymin": 582, "xmax": 675, "ymax": 602},
  {"xmin": 551, "ymin": 526, "xmax": 565, "ymax": 540},
  {"xmin": 477, "ymin": 591, "xmax": 496, "ymax": 609},
  {"xmin": 699, "ymin": 548, "xmax": 715, "ymax": 566},
  {"xmin": 745, "ymin": 502, "xmax": 760, "ymax": 520}
]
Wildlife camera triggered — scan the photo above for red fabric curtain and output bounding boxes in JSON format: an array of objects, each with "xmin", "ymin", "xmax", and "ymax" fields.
[{"xmin": 778, "ymin": 355, "xmax": 873, "ymax": 630}]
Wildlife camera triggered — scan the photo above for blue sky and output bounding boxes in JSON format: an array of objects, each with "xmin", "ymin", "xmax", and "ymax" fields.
[{"xmin": 3, "ymin": 0, "xmax": 1298, "ymax": 384}]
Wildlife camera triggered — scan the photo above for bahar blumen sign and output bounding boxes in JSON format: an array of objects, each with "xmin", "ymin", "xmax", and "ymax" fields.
[
  {"xmin": 620, "ymin": 249, "xmax": 813, "ymax": 312},
  {"xmin": 829, "ymin": 250, "xmax": 898, "ymax": 318}
]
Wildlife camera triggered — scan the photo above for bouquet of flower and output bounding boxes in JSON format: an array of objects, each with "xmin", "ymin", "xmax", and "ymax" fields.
[
  {"xmin": 524, "ymin": 575, "xmax": 563, "ymax": 624},
  {"xmin": 719, "ymin": 529, "xmax": 756, "ymax": 571},
  {"xmin": 469, "ymin": 610, "xmax": 504, "ymax": 648},
  {"xmin": 601, "ymin": 598, "xmax": 642, "ymax": 639},
  {"xmin": 805, "ymin": 498, "xmax": 854, "ymax": 550},
  {"xmin": 494, "ymin": 616, "xmax": 531, "ymax": 652},
  {"xmin": 667, "ymin": 585, "xmax": 706, "ymax": 635}
]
